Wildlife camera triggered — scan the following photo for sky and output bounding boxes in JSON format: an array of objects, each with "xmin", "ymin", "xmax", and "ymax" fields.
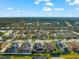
[{"xmin": 0, "ymin": 0, "xmax": 79, "ymax": 17}]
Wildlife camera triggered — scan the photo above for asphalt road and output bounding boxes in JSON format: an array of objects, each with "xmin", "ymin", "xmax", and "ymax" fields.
[{"xmin": 0, "ymin": 56, "xmax": 11, "ymax": 59}]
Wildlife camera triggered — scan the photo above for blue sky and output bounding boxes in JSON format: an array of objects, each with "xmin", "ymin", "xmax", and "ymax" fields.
[{"xmin": 0, "ymin": 0, "xmax": 79, "ymax": 17}]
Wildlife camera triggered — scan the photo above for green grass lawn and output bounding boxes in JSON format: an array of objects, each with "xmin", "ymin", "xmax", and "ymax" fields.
[{"xmin": 61, "ymin": 51, "xmax": 79, "ymax": 59}]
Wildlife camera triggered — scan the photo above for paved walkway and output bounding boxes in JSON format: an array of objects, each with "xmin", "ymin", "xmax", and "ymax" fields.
[{"xmin": 51, "ymin": 57, "xmax": 65, "ymax": 59}]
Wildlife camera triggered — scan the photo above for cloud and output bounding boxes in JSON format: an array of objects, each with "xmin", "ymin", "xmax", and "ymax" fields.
[
  {"xmin": 0, "ymin": 9, "xmax": 32, "ymax": 17},
  {"xmin": 53, "ymin": 8, "xmax": 64, "ymax": 11},
  {"xmin": 35, "ymin": 0, "xmax": 50, "ymax": 2},
  {"xmin": 43, "ymin": 7, "xmax": 52, "ymax": 11},
  {"xmin": 34, "ymin": 1, "xmax": 40, "ymax": 4},
  {"xmin": 34, "ymin": 0, "xmax": 51, "ymax": 5},
  {"xmin": 66, "ymin": 0, "xmax": 79, "ymax": 5},
  {"xmin": 7, "ymin": 7, "xmax": 14, "ymax": 10},
  {"xmin": 46, "ymin": 2, "xmax": 54, "ymax": 6},
  {"xmin": 66, "ymin": 0, "xmax": 71, "ymax": 2},
  {"xmin": 73, "ymin": 0, "xmax": 79, "ymax": 5},
  {"xmin": 76, "ymin": 8, "xmax": 79, "ymax": 10},
  {"xmin": 35, "ymin": 0, "xmax": 50, "ymax": 3},
  {"xmin": 43, "ymin": 7, "xmax": 64, "ymax": 11},
  {"xmin": 34, "ymin": 0, "xmax": 54, "ymax": 13},
  {"xmin": 7, "ymin": 8, "xmax": 21, "ymax": 13},
  {"xmin": 16, "ymin": 10, "xmax": 21, "ymax": 13}
]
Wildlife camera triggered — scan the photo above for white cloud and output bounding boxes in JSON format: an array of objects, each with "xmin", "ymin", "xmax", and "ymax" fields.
[
  {"xmin": 43, "ymin": 0, "xmax": 50, "ymax": 1},
  {"xmin": 43, "ymin": 7, "xmax": 64, "ymax": 11},
  {"xmin": 76, "ymin": 8, "xmax": 79, "ymax": 10},
  {"xmin": 16, "ymin": 10, "xmax": 21, "ymax": 13},
  {"xmin": 53, "ymin": 8, "xmax": 64, "ymax": 11},
  {"xmin": 30, "ymin": 12, "xmax": 36, "ymax": 16},
  {"xmin": 35, "ymin": 0, "xmax": 50, "ymax": 3},
  {"xmin": 7, "ymin": 7, "xmax": 13, "ymax": 10},
  {"xmin": 34, "ymin": 1, "xmax": 40, "ymax": 4},
  {"xmin": 73, "ymin": 0, "xmax": 79, "ymax": 5},
  {"xmin": 41, "ymin": 0, "xmax": 50, "ymax": 1},
  {"xmin": 43, "ymin": 7, "xmax": 52, "ymax": 11},
  {"xmin": 66, "ymin": 0, "xmax": 79, "ymax": 5},
  {"xmin": 66, "ymin": 0, "xmax": 71, "ymax": 2},
  {"xmin": 34, "ymin": 0, "xmax": 50, "ymax": 4},
  {"xmin": 46, "ymin": 2, "xmax": 54, "ymax": 6},
  {"xmin": 0, "ymin": 8, "xmax": 38, "ymax": 17}
]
